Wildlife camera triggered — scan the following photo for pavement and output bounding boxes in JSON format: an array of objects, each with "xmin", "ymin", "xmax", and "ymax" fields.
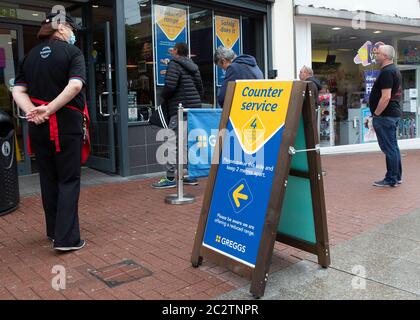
[
  {"xmin": 0, "ymin": 150, "xmax": 419, "ymax": 300},
  {"xmin": 219, "ymin": 209, "xmax": 420, "ymax": 300}
]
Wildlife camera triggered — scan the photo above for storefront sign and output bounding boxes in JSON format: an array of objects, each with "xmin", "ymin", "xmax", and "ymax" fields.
[
  {"xmin": 154, "ymin": 5, "xmax": 187, "ymax": 86},
  {"xmin": 364, "ymin": 70, "xmax": 380, "ymax": 101},
  {"xmin": 354, "ymin": 41, "xmax": 383, "ymax": 67},
  {"xmin": 0, "ymin": 7, "xmax": 17, "ymax": 19},
  {"xmin": 214, "ymin": 16, "xmax": 241, "ymax": 88},
  {"xmin": 201, "ymin": 81, "xmax": 292, "ymax": 267},
  {"xmin": 187, "ymin": 109, "xmax": 222, "ymax": 178}
]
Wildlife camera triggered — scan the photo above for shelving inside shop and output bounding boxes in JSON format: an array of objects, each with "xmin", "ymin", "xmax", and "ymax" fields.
[{"xmin": 318, "ymin": 93, "xmax": 336, "ymax": 147}]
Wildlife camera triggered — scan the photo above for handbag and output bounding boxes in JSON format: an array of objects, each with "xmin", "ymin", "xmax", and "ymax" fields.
[{"xmin": 150, "ymin": 102, "xmax": 169, "ymax": 129}]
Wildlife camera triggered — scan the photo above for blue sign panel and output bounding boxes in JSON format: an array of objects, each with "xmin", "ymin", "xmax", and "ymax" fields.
[{"xmin": 187, "ymin": 109, "xmax": 222, "ymax": 178}]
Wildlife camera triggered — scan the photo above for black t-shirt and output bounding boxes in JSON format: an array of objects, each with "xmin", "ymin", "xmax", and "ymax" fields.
[
  {"xmin": 15, "ymin": 38, "xmax": 86, "ymax": 134},
  {"xmin": 369, "ymin": 64, "xmax": 402, "ymax": 117}
]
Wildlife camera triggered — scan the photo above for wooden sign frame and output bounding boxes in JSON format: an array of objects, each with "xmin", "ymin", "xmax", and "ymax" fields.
[{"xmin": 191, "ymin": 81, "xmax": 330, "ymax": 298}]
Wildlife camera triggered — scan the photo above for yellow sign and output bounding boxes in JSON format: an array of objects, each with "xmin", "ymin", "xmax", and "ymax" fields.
[
  {"xmin": 229, "ymin": 81, "xmax": 293, "ymax": 154},
  {"xmin": 215, "ymin": 16, "xmax": 240, "ymax": 49},
  {"xmin": 155, "ymin": 5, "xmax": 187, "ymax": 41}
]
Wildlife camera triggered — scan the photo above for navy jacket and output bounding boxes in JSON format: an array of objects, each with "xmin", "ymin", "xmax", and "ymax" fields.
[{"xmin": 217, "ymin": 54, "xmax": 264, "ymax": 107}]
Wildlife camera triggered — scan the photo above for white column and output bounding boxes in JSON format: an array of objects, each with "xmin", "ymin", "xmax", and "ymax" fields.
[
  {"xmin": 294, "ymin": 17, "xmax": 312, "ymax": 78},
  {"xmin": 271, "ymin": 0, "xmax": 296, "ymax": 80}
]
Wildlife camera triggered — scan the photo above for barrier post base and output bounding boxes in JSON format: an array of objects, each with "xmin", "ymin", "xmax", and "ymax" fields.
[{"xmin": 165, "ymin": 194, "xmax": 196, "ymax": 205}]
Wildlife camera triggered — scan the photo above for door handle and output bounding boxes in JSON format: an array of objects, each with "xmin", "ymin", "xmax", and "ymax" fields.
[{"xmin": 99, "ymin": 91, "xmax": 111, "ymax": 117}]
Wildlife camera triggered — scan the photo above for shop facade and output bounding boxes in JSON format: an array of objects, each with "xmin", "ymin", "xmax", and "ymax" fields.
[
  {"xmin": 3, "ymin": 0, "xmax": 418, "ymax": 178},
  {"xmin": 0, "ymin": 0, "xmax": 273, "ymax": 177},
  {"xmin": 271, "ymin": 0, "xmax": 420, "ymax": 153}
]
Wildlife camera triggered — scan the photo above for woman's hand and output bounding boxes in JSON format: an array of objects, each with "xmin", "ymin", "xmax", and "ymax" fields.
[{"xmin": 27, "ymin": 105, "xmax": 50, "ymax": 125}]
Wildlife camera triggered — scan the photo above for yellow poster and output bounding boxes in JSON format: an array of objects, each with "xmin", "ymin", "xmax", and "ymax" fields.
[
  {"xmin": 215, "ymin": 16, "xmax": 240, "ymax": 49},
  {"xmin": 155, "ymin": 5, "xmax": 187, "ymax": 41}
]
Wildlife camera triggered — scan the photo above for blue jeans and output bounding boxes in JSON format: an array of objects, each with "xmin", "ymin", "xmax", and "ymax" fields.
[{"xmin": 372, "ymin": 116, "xmax": 402, "ymax": 184}]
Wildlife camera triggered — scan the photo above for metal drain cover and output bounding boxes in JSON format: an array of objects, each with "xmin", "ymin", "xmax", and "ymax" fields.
[{"xmin": 88, "ymin": 260, "xmax": 153, "ymax": 288}]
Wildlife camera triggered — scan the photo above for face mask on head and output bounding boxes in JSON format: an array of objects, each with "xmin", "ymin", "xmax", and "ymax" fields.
[{"xmin": 68, "ymin": 31, "xmax": 76, "ymax": 45}]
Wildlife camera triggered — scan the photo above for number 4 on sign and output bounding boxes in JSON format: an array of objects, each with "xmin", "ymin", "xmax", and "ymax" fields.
[{"xmin": 251, "ymin": 118, "xmax": 257, "ymax": 129}]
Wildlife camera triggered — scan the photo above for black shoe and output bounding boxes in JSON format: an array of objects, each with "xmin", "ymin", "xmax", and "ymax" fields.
[
  {"xmin": 54, "ymin": 240, "xmax": 86, "ymax": 252},
  {"xmin": 47, "ymin": 236, "xmax": 54, "ymax": 243},
  {"xmin": 184, "ymin": 177, "xmax": 198, "ymax": 186},
  {"xmin": 373, "ymin": 180, "xmax": 398, "ymax": 188}
]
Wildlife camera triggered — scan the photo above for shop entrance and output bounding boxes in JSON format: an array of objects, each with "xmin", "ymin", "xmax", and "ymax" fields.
[
  {"xmin": 81, "ymin": 19, "xmax": 116, "ymax": 173},
  {"xmin": 0, "ymin": 1, "xmax": 119, "ymax": 176}
]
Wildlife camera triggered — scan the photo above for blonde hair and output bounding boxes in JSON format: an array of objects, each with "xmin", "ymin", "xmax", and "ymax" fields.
[{"xmin": 301, "ymin": 65, "xmax": 314, "ymax": 76}]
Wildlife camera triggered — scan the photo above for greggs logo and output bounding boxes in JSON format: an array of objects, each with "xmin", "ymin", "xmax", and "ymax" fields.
[
  {"xmin": 197, "ymin": 135, "xmax": 217, "ymax": 148},
  {"xmin": 216, "ymin": 236, "xmax": 246, "ymax": 253}
]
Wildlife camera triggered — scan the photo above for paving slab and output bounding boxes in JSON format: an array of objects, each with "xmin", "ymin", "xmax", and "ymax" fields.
[{"xmin": 218, "ymin": 209, "xmax": 420, "ymax": 300}]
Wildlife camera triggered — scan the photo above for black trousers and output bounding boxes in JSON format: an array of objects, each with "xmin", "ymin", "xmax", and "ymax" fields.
[{"xmin": 30, "ymin": 128, "xmax": 82, "ymax": 247}]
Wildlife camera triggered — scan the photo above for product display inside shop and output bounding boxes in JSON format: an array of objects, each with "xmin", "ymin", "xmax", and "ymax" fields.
[{"xmin": 318, "ymin": 93, "xmax": 336, "ymax": 147}]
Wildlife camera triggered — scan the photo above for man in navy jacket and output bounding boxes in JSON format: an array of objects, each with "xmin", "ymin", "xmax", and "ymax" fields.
[{"xmin": 214, "ymin": 47, "xmax": 264, "ymax": 107}]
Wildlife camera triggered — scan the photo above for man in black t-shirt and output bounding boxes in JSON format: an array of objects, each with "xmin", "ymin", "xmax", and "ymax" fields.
[{"xmin": 369, "ymin": 45, "xmax": 402, "ymax": 187}]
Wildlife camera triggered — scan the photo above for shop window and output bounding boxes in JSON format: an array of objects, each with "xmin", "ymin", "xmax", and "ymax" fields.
[
  {"xmin": 242, "ymin": 16, "xmax": 265, "ymax": 74},
  {"xmin": 124, "ymin": 0, "xmax": 266, "ymax": 121},
  {"xmin": 311, "ymin": 24, "xmax": 420, "ymax": 146},
  {"xmin": 398, "ymin": 39, "xmax": 420, "ymax": 140},
  {"xmin": 189, "ymin": 7, "xmax": 213, "ymax": 107},
  {"xmin": 125, "ymin": 0, "xmax": 155, "ymax": 123}
]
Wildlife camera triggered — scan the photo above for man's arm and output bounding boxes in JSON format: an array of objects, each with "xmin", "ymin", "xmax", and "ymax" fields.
[
  {"xmin": 217, "ymin": 67, "xmax": 237, "ymax": 107},
  {"xmin": 374, "ymin": 88, "xmax": 392, "ymax": 116}
]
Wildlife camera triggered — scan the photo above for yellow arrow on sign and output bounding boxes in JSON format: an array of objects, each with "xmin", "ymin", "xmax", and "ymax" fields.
[{"xmin": 233, "ymin": 184, "xmax": 249, "ymax": 208}]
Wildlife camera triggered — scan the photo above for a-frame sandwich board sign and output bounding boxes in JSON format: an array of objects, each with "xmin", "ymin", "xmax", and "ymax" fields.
[{"xmin": 191, "ymin": 80, "xmax": 330, "ymax": 298}]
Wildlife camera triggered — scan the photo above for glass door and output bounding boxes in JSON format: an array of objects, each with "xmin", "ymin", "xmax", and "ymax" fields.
[
  {"xmin": 0, "ymin": 24, "xmax": 30, "ymax": 175},
  {"xmin": 83, "ymin": 21, "xmax": 116, "ymax": 173}
]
